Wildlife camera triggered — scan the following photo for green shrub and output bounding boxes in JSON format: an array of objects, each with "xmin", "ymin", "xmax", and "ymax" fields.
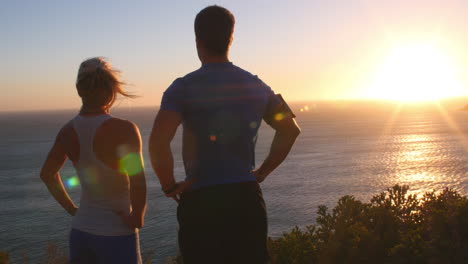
[
  {"xmin": 0, "ymin": 251, "xmax": 10, "ymax": 264},
  {"xmin": 419, "ymin": 188, "xmax": 468, "ymax": 263},
  {"xmin": 268, "ymin": 185, "xmax": 468, "ymax": 264},
  {"xmin": 2, "ymin": 244, "xmax": 156, "ymax": 264},
  {"xmin": 268, "ymin": 226, "xmax": 318, "ymax": 264},
  {"xmin": 165, "ymin": 255, "xmax": 183, "ymax": 264},
  {"xmin": 41, "ymin": 243, "xmax": 68, "ymax": 264}
]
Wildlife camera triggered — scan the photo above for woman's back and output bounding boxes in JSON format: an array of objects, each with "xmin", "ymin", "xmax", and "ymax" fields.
[
  {"xmin": 67, "ymin": 114, "xmax": 134, "ymax": 235},
  {"xmin": 40, "ymin": 57, "xmax": 146, "ymax": 263}
]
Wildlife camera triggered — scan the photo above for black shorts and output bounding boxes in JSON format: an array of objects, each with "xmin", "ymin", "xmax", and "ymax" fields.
[{"xmin": 177, "ymin": 181, "xmax": 269, "ymax": 264}]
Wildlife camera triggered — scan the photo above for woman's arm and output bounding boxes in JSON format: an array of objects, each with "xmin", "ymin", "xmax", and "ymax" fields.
[
  {"xmin": 118, "ymin": 121, "xmax": 147, "ymax": 229},
  {"xmin": 40, "ymin": 127, "xmax": 78, "ymax": 216}
]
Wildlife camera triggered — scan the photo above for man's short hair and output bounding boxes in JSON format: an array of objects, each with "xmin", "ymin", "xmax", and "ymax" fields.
[{"xmin": 195, "ymin": 6, "xmax": 235, "ymax": 56}]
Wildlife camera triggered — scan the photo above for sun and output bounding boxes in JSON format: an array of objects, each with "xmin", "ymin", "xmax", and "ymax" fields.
[{"xmin": 366, "ymin": 41, "xmax": 464, "ymax": 102}]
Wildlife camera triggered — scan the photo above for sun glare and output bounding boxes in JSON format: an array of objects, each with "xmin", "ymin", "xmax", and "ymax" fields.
[{"xmin": 367, "ymin": 41, "xmax": 464, "ymax": 102}]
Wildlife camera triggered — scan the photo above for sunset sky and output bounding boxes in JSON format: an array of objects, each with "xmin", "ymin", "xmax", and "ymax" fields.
[{"xmin": 2, "ymin": 0, "xmax": 468, "ymax": 111}]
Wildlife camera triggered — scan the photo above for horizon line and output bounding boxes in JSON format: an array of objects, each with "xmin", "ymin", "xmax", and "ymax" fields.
[{"xmin": 1, "ymin": 96, "xmax": 467, "ymax": 114}]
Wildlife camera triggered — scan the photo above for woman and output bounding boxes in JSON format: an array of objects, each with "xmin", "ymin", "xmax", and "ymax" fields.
[{"xmin": 40, "ymin": 57, "xmax": 146, "ymax": 264}]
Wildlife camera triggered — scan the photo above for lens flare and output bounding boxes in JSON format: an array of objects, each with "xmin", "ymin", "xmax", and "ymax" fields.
[
  {"xmin": 274, "ymin": 113, "xmax": 285, "ymax": 121},
  {"xmin": 118, "ymin": 153, "xmax": 143, "ymax": 176},
  {"xmin": 66, "ymin": 176, "xmax": 80, "ymax": 188}
]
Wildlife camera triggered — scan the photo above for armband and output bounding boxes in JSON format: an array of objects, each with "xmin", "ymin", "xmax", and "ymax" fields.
[
  {"xmin": 264, "ymin": 94, "xmax": 296, "ymax": 125},
  {"xmin": 275, "ymin": 94, "xmax": 296, "ymax": 118}
]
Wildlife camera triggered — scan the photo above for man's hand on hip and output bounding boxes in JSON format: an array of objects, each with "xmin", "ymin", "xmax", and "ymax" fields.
[{"xmin": 164, "ymin": 180, "xmax": 195, "ymax": 203}]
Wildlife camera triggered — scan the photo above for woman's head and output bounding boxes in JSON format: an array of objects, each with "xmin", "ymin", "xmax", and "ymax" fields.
[{"xmin": 76, "ymin": 57, "xmax": 133, "ymax": 111}]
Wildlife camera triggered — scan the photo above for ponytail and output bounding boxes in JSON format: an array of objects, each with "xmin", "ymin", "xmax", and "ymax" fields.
[{"xmin": 76, "ymin": 57, "xmax": 135, "ymax": 110}]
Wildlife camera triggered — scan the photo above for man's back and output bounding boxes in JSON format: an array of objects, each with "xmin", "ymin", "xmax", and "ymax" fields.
[
  {"xmin": 161, "ymin": 62, "xmax": 278, "ymax": 189},
  {"xmin": 149, "ymin": 5, "xmax": 300, "ymax": 263}
]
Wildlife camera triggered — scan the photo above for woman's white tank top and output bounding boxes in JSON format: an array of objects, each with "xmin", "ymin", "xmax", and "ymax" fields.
[{"xmin": 70, "ymin": 114, "xmax": 136, "ymax": 236}]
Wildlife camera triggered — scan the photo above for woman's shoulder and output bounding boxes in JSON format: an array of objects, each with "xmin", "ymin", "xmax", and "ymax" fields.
[
  {"xmin": 100, "ymin": 117, "xmax": 141, "ymax": 140},
  {"xmin": 94, "ymin": 117, "xmax": 141, "ymax": 154},
  {"xmin": 53, "ymin": 120, "xmax": 79, "ymax": 161},
  {"xmin": 56, "ymin": 119, "xmax": 77, "ymax": 141},
  {"xmin": 106, "ymin": 117, "xmax": 139, "ymax": 131}
]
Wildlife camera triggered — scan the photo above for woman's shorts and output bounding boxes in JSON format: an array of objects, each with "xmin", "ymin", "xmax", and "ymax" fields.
[{"xmin": 69, "ymin": 229, "xmax": 141, "ymax": 264}]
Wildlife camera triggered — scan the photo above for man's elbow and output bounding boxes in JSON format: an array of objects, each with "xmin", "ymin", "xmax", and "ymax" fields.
[
  {"xmin": 283, "ymin": 124, "xmax": 301, "ymax": 139},
  {"xmin": 290, "ymin": 125, "xmax": 301, "ymax": 138},
  {"xmin": 274, "ymin": 118, "xmax": 301, "ymax": 138}
]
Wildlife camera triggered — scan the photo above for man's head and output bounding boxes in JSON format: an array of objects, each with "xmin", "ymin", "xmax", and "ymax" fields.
[{"xmin": 195, "ymin": 6, "xmax": 235, "ymax": 57}]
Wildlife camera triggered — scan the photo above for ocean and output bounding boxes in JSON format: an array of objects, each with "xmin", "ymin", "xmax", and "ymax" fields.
[{"xmin": 0, "ymin": 101, "xmax": 467, "ymax": 263}]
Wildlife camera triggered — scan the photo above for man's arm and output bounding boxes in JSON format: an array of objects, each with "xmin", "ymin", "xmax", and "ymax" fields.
[
  {"xmin": 149, "ymin": 110, "xmax": 189, "ymax": 201},
  {"xmin": 254, "ymin": 116, "xmax": 301, "ymax": 183},
  {"xmin": 40, "ymin": 128, "xmax": 78, "ymax": 216}
]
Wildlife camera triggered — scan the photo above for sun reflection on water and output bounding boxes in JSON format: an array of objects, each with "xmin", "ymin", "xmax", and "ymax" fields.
[
  {"xmin": 375, "ymin": 103, "xmax": 467, "ymax": 197},
  {"xmin": 390, "ymin": 131, "xmax": 462, "ymax": 197}
]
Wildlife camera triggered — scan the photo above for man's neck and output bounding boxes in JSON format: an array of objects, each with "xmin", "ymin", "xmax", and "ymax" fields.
[{"xmin": 200, "ymin": 55, "xmax": 230, "ymax": 65}]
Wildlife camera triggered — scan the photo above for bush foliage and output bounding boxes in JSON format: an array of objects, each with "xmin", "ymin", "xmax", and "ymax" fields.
[
  {"xmin": 3, "ymin": 185, "xmax": 466, "ymax": 264},
  {"xmin": 268, "ymin": 185, "xmax": 468, "ymax": 264},
  {"xmin": 0, "ymin": 251, "xmax": 10, "ymax": 264}
]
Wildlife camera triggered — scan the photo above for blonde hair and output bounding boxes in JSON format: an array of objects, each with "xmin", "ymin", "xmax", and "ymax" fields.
[{"xmin": 76, "ymin": 57, "xmax": 134, "ymax": 110}]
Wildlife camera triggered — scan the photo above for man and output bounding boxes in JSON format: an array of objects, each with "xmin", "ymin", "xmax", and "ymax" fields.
[{"xmin": 149, "ymin": 5, "xmax": 300, "ymax": 264}]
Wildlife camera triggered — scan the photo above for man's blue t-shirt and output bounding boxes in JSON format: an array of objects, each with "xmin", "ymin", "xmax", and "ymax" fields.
[{"xmin": 160, "ymin": 62, "xmax": 282, "ymax": 190}]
